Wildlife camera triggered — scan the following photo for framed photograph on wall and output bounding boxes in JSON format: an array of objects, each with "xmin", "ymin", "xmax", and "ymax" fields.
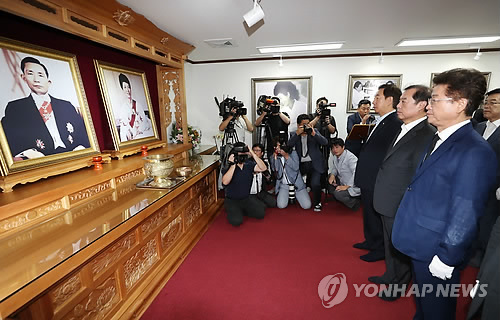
[
  {"xmin": 0, "ymin": 37, "xmax": 99, "ymax": 175},
  {"xmin": 346, "ymin": 74, "xmax": 402, "ymax": 113},
  {"xmin": 251, "ymin": 76, "xmax": 312, "ymax": 134},
  {"xmin": 430, "ymin": 72, "xmax": 491, "ymax": 89},
  {"xmin": 94, "ymin": 60, "xmax": 160, "ymax": 151}
]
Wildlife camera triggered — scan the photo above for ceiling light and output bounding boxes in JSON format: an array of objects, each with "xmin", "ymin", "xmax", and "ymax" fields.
[
  {"xmin": 258, "ymin": 42, "xmax": 344, "ymax": 54},
  {"xmin": 396, "ymin": 35, "xmax": 500, "ymax": 47},
  {"xmin": 244, "ymin": 0, "xmax": 265, "ymax": 28},
  {"xmin": 378, "ymin": 51, "xmax": 384, "ymax": 64}
]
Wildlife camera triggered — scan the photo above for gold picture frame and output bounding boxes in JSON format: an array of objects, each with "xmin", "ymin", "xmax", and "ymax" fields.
[
  {"xmin": 94, "ymin": 60, "xmax": 160, "ymax": 151},
  {"xmin": 0, "ymin": 37, "xmax": 100, "ymax": 176},
  {"xmin": 347, "ymin": 74, "xmax": 402, "ymax": 113}
]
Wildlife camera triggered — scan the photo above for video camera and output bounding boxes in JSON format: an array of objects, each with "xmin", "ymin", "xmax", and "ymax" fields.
[
  {"xmin": 215, "ymin": 96, "xmax": 247, "ymax": 119},
  {"xmin": 220, "ymin": 142, "xmax": 249, "ymax": 171},
  {"xmin": 316, "ymin": 101, "xmax": 337, "ymax": 118},
  {"xmin": 257, "ymin": 95, "xmax": 281, "ymax": 115}
]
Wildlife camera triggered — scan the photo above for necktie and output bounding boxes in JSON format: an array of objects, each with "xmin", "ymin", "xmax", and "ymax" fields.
[
  {"xmin": 39, "ymin": 101, "xmax": 53, "ymax": 123},
  {"xmin": 423, "ymin": 134, "xmax": 440, "ymax": 162}
]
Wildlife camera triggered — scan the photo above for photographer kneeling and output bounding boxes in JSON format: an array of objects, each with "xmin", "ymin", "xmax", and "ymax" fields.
[
  {"xmin": 271, "ymin": 141, "xmax": 311, "ymax": 209},
  {"xmin": 222, "ymin": 142, "xmax": 268, "ymax": 226},
  {"xmin": 288, "ymin": 114, "xmax": 329, "ymax": 212}
]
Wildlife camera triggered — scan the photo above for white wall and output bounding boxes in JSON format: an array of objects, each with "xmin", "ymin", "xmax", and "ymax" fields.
[{"xmin": 184, "ymin": 52, "xmax": 500, "ymax": 145}]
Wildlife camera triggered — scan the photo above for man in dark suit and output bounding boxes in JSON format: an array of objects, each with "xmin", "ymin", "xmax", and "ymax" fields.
[
  {"xmin": 392, "ymin": 69, "xmax": 497, "ymax": 320},
  {"xmin": 288, "ymin": 114, "xmax": 328, "ymax": 211},
  {"xmin": 371, "ymin": 85, "xmax": 436, "ymax": 300},
  {"xmin": 353, "ymin": 84, "xmax": 402, "ymax": 262},
  {"xmin": 470, "ymin": 88, "xmax": 500, "ymax": 265},
  {"xmin": 345, "ymin": 99, "xmax": 374, "ymax": 157},
  {"xmin": 1, "ymin": 57, "xmax": 90, "ymax": 160},
  {"xmin": 467, "ymin": 217, "xmax": 500, "ymax": 320}
]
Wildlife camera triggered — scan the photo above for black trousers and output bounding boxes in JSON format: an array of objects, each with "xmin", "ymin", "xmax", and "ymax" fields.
[
  {"xmin": 224, "ymin": 197, "xmax": 266, "ymax": 226},
  {"xmin": 360, "ymin": 187, "xmax": 384, "ymax": 252},
  {"xmin": 299, "ymin": 161, "xmax": 322, "ymax": 206},
  {"xmin": 249, "ymin": 191, "xmax": 277, "ymax": 208},
  {"xmin": 380, "ymin": 215, "xmax": 411, "ymax": 284}
]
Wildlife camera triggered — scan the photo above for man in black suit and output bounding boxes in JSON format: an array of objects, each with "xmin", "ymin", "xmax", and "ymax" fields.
[
  {"xmin": 345, "ymin": 100, "xmax": 374, "ymax": 157},
  {"xmin": 371, "ymin": 85, "xmax": 436, "ymax": 299},
  {"xmin": 467, "ymin": 216, "xmax": 500, "ymax": 320},
  {"xmin": 1, "ymin": 57, "xmax": 90, "ymax": 160},
  {"xmin": 470, "ymin": 88, "xmax": 500, "ymax": 265},
  {"xmin": 288, "ymin": 114, "xmax": 328, "ymax": 211},
  {"xmin": 353, "ymin": 84, "xmax": 402, "ymax": 262}
]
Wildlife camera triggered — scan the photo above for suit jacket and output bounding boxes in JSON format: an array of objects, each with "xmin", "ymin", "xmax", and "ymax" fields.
[
  {"xmin": 466, "ymin": 217, "xmax": 500, "ymax": 320},
  {"xmin": 392, "ymin": 123, "xmax": 497, "ymax": 266},
  {"xmin": 354, "ymin": 111, "xmax": 402, "ymax": 191},
  {"xmin": 373, "ymin": 119, "xmax": 436, "ymax": 218},
  {"xmin": 347, "ymin": 112, "xmax": 362, "ymax": 135},
  {"xmin": 2, "ymin": 95, "xmax": 90, "ymax": 157},
  {"xmin": 288, "ymin": 129, "xmax": 328, "ymax": 173},
  {"xmin": 475, "ymin": 121, "xmax": 500, "ymax": 184},
  {"xmin": 270, "ymin": 150, "xmax": 306, "ymax": 195}
]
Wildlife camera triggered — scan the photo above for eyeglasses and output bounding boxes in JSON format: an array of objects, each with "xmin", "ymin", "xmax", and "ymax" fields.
[
  {"xmin": 428, "ymin": 98, "xmax": 453, "ymax": 105},
  {"xmin": 484, "ymin": 101, "xmax": 500, "ymax": 106}
]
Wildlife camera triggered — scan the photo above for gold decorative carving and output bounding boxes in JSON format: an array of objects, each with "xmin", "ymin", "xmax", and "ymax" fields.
[
  {"xmin": 62, "ymin": 276, "xmax": 118, "ymax": 320},
  {"xmin": 140, "ymin": 205, "xmax": 169, "ymax": 238},
  {"xmin": 160, "ymin": 37, "xmax": 169, "ymax": 45},
  {"xmin": 117, "ymin": 184, "xmax": 137, "ymax": 197},
  {"xmin": 50, "ymin": 273, "xmax": 82, "ymax": 311},
  {"xmin": 70, "ymin": 194, "xmax": 114, "ymax": 221},
  {"xmin": 112, "ymin": 9, "xmax": 135, "ymax": 26},
  {"xmin": 171, "ymin": 190, "xmax": 191, "ymax": 213},
  {"xmin": 91, "ymin": 232, "xmax": 136, "ymax": 278},
  {"xmin": 193, "ymin": 178, "xmax": 208, "ymax": 196},
  {"xmin": 0, "ymin": 199, "xmax": 64, "ymax": 234},
  {"xmin": 160, "ymin": 215, "xmax": 183, "ymax": 253},
  {"xmin": 115, "ymin": 169, "xmax": 143, "ymax": 185},
  {"xmin": 159, "ymin": 69, "xmax": 182, "ymax": 131},
  {"xmin": 202, "ymin": 186, "xmax": 215, "ymax": 210},
  {"xmin": 69, "ymin": 182, "xmax": 112, "ymax": 205},
  {"xmin": 124, "ymin": 239, "xmax": 158, "ymax": 290},
  {"xmin": 184, "ymin": 198, "xmax": 201, "ymax": 230}
]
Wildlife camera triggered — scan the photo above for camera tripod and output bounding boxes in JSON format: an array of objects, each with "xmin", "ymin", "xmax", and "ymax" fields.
[{"xmin": 255, "ymin": 118, "xmax": 275, "ymax": 160}]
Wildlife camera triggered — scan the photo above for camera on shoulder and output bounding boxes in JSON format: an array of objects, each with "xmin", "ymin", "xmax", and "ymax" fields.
[
  {"xmin": 215, "ymin": 95, "xmax": 247, "ymax": 119},
  {"xmin": 316, "ymin": 101, "xmax": 336, "ymax": 118},
  {"xmin": 257, "ymin": 95, "xmax": 281, "ymax": 115}
]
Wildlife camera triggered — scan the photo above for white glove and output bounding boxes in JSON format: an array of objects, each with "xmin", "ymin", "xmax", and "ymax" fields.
[
  {"xmin": 496, "ymin": 187, "xmax": 500, "ymax": 201},
  {"xmin": 428, "ymin": 255, "xmax": 454, "ymax": 280}
]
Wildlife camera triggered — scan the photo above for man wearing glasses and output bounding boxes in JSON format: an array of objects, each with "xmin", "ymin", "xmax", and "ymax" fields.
[
  {"xmin": 392, "ymin": 69, "xmax": 497, "ymax": 320},
  {"xmin": 470, "ymin": 88, "xmax": 500, "ymax": 266}
]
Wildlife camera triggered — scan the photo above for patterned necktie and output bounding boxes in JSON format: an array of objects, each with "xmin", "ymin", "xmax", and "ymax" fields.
[
  {"xmin": 39, "ymin": 101, "xmax": 53, "ymax": 123},
  {"xmin": 129, "ymin": 100, "xmax": 137, "ymax": 127},
  {"xmin": 423, "ymin": 134, "xmax": 440, "ymax": 162}
]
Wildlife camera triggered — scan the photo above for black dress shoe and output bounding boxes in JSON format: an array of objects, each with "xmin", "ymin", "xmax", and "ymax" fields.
[
  {"xmin": 360, "ymin": 251, "xmax": 385, "ymax": 262},
  {"xmin": 368, "ymin": 276, "xmax": 389, "ymax": 285},
  {"xmin": 353, "ymin": 242, "xmax": 371, "ymax": 250}
]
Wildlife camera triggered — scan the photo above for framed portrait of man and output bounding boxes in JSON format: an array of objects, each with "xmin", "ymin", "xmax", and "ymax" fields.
[
  {"xmin": 94, "ymin": 60, "xmax": 160, "ymax": 151},
  {"xmin": 0, "ymin": 37, "xmax": 99, "ymax": 175},
  {"xmin": 251, "ymin": 76, "xmax": 312, "ymax": 137},
  {"xmin": 346, "ymin": 74, "xmax": 402, "ymax": 113}
]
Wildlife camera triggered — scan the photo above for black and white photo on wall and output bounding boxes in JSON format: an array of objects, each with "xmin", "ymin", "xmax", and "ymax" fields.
[
  {"xmin": 347, "ymin": 74, "xmax": 402, "ymax": 113},
  {"xmin": 251, "ymin": 76, "xmax": 312, "ymax": 134},
  {"xmin": 0, "ymin": 37, "xmax": 99, "ymax": 175}
]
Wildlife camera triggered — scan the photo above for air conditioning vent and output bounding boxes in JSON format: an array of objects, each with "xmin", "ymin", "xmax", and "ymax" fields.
[{"xmin": 204, "ymin": 38, "xmax": 238, "ymax": 48}]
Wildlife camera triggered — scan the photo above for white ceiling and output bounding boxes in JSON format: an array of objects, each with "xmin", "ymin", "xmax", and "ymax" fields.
[{"xmin": 118, "ymin": 0, "xmax": 500, "ymax": 62}]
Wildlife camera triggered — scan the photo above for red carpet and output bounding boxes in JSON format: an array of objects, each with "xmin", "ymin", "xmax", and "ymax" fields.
[{"xmin": 141, "ymin": 199, "xmax": 477, "ymax": 320}]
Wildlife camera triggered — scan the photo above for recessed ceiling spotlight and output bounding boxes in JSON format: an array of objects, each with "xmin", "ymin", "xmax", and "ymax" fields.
[
  {"xmin": 396, "ymin": 35, "xmax": 500, "ymax": 47},
  {"xmin": 258, "ymin": 42, "xmax": 344, "ymax": 54}
]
